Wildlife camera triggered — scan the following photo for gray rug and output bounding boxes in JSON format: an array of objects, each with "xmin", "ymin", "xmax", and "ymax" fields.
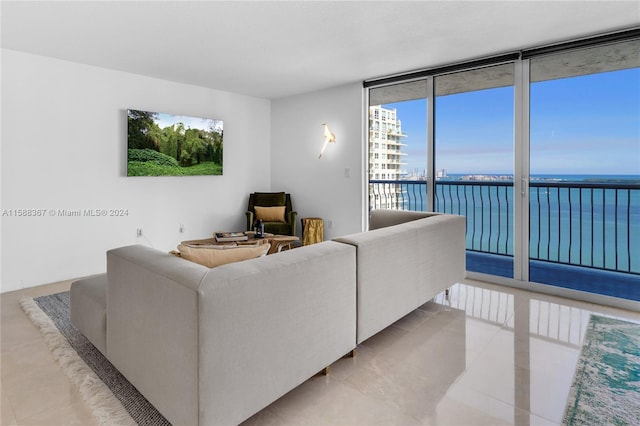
[{"xmin": 24, "ymin": 291, "xmax": 171, "ymax": 426}]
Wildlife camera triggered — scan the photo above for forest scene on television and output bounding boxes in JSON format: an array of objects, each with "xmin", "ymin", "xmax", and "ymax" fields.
[{"xmin": 127, "ymin": 109, "xmax": 223, "ymax": 176}]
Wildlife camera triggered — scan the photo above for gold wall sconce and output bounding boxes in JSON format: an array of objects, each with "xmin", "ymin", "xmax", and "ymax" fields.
[{"xmin": 318, "ymin": 123, "xmax": 336, "ymax": 159}]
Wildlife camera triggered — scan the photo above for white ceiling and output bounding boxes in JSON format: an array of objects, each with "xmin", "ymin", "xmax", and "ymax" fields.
[{"xmin": 2, "ymin": 1, "xmax": 639, "ymax": 99}]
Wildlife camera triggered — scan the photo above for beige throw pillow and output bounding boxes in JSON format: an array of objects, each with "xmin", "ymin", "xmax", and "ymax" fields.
[
  {"xmin": 178, "ymin": 243, "xmax": 270, "ymax": 268},
  {"xmin": 254, "ymin": 205, "xmax": 286, "ymax": 222}
]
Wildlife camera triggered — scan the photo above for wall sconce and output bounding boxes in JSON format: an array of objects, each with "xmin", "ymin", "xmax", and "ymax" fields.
[{"xmin": 318, "ymin": 123, "xmax": 336, "ymax": 159}]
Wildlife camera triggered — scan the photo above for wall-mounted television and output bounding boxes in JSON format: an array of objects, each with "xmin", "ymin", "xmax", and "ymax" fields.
[{"xmin": 127, "ymin": 109, "xmax": 223, "ymax": 176}]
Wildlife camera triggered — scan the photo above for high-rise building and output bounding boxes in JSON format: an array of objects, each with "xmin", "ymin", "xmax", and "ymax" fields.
[
  {"xmin": 368, "ymin": 105, "xmax": 407, "ymax": 181},
  {"xmin": 368, "ymin": 105, "xmax": 408, "ymax": 210}
]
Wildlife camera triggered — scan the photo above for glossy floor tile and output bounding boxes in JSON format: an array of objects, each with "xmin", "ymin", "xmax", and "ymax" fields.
[{"xmin": 2, "ymin": 278, "xmax": 639, "ymax": 425}]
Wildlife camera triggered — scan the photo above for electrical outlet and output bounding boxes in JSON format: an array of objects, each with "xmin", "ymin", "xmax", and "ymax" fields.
[
  {"xmin": 179, "ymin": 224, "xmax": 185, "ymax": 233},
  {"xmin": 136, "ymin": 228, "xmax": 143, "ymax": 238},
  {"xmin": 327, "ymin": 220, "xmax": 333, "ymax": 228}
]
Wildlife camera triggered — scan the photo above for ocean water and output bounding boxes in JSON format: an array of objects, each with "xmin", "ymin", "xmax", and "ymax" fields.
[{"xmin": 382, "ymin": 175, "xmax": 640, "ymax": 274}]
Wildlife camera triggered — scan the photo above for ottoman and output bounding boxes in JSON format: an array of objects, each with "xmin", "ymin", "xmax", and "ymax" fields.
[{"xmin": 70, "ymin": 273, "xmax": 107, "ymax": 355}]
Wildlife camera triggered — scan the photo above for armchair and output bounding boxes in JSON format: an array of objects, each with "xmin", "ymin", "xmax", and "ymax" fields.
[{"xmin": 246, "ymin": 192, "xmax": 297, "ymax": 236}]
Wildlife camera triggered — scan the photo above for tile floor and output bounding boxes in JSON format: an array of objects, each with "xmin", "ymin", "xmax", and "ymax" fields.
[{"xmin": 2, "ymin": 278, "xmax": 639, "ymax": 425}]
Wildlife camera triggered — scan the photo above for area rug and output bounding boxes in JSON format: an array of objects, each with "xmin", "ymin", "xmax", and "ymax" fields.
[
  {"xmin": 563, "ymin": 314, "xmax": 640, "ymax": 425},
  {"xmin": 20, "ymin": 291, "xmax": 170, "ymax": 426}
]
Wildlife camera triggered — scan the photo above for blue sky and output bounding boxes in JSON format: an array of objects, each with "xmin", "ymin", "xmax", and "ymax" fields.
[{"xmin": 384, "ymin": 68, "xmax": 640, "ymax": 176}]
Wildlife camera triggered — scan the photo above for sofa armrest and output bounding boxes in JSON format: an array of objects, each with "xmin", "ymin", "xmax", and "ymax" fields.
[
  {"xmin": 246, "ymin": 211, "xmax": 255, "ymax": 231},
  {"xmin": 288, "ymin": 210, "xmax": 298, "ymax": 235},
  {"xmin": 106, "ymin": 245, "xmax": 209, "ymax": 426}
]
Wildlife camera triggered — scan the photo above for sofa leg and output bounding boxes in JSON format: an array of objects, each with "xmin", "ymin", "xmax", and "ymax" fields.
[
  {"xmin": 344, "ymin": 349, "xmax": 356, "ymax": 358},
  {"xmin": 320, "ymin": 366, "xmax": 329, "ymax": 376}
]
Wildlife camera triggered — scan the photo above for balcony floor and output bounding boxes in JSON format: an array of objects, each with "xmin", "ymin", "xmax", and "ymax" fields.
[{"xmin": 467, "ymin": 251, "xmax": 640, "ymax": 302}]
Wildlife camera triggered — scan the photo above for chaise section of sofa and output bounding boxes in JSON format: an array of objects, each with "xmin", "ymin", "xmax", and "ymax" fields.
[
  {"xmin": 105, "ymin": 241, "xmax": 356, "ymax": 426},
  {"xmin": 334, "ymin": 210, "xmax": 466, "ymax": 344},
  {"xmin": 70, "ymin": 273, "xmax": 108, "ymax": 356},
  {"xmin": 106, "ymin": 244, "xmax": 208, "ymax": 426}
]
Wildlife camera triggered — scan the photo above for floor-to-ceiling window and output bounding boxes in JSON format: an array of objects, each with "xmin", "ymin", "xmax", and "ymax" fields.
[
  {"xmin": 434, "ymin": 64, "xmax": 515, "ymax": 278},
  {"xmin": 365, "ymin": 31, "xmax": 640, "ymax": 305},
  {"xmin": 528, "ymin": 39, "xmax": 640, "ymax": 299},
  {"xmin": 368, "ymin": 80, "xmax": 429, "ymax": 211}
]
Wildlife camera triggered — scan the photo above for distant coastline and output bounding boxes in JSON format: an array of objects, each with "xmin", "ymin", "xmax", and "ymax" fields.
[{"xmin": 397, "ymin": 174, "xmax": 640, "ymax": 184}]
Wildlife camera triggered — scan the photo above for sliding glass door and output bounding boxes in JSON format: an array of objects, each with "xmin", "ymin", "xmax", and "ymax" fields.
[
  {"xmin": 528, "ymin": 40, "xmax": 640, "ymax": 299},
  {"xmin": 365, "ymin": 34, "xmax": 640, "ymax": 302},
  {"xmin": 434, "ymin": 64, "xmax": 515, "ymax": 278}
]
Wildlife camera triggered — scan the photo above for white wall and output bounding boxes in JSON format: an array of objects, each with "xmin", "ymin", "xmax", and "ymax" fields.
[
  {"xmin": 271, "ymin": 82, "xmax": 364, "ymax": 240},
  {"xmin": 1, "ymin": 49, "xmax": 271, "ymax": 292}
]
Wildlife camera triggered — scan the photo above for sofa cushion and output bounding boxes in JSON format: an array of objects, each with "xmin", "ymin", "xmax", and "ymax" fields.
[
  {"xmin": 253, "ymin": 192, "xmax": 286, "ymax": 207},
  {"xmin": 178, "ymin": 243, "xmax": 270, "ymax": 268},
  {"xmin": 254, "ymin": 206, "xmax": 286, "ymax": 222}
]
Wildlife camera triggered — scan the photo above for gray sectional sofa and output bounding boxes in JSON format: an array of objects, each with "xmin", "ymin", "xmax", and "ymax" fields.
[
  {"xmin": 70, "ymin": 210, "xmax": 465, "ymax": 425},
  {"xmin": 335, "ymin": 210, "xmax": 466, "ymax": 343}
]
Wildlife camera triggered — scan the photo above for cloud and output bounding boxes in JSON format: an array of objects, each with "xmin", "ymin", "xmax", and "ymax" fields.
[{"xmin": 155, "ymin": 113, "xmax": 223, "ymax": 132}]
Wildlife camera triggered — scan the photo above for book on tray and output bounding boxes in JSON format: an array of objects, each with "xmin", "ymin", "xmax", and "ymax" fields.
[{"xmin": 215, "ymin": 232, "xmax": 249, "ymax": 242}]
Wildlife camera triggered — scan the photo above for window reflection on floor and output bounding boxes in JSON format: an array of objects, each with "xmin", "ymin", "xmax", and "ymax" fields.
[{"xmin": 432, "ymin": 281, "xmax": 636, "ymax": 424}]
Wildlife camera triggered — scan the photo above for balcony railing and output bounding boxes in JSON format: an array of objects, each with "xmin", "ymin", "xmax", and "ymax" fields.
[{"xmin": 369, "ymin": 179, "xmax": 640, "ymax": 276}]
